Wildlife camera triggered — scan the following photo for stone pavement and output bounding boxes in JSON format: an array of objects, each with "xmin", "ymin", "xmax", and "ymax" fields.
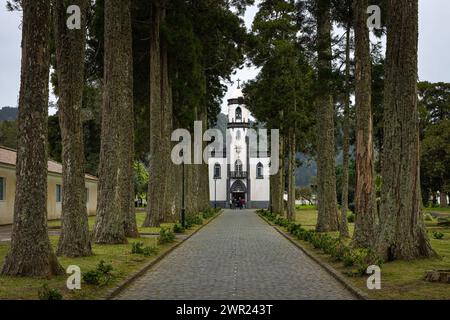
[
  {"xmin": 116, "ymin": 209, "xmax": 356, "ymax": 300},
  {"xmin": 0, "ymin": 225, "xmax": 60, "ymax": 243}
]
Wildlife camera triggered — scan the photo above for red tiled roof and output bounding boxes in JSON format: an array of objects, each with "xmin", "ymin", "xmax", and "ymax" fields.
[{"xmin": 0, "ymin": 146, "xmax": 98, "ymax": 181}]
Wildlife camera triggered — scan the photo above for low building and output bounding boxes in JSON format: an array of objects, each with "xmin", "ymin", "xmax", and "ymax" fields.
[{"xmin": 0, "ymin": 146, "xmax": 98, "ymax": 225}]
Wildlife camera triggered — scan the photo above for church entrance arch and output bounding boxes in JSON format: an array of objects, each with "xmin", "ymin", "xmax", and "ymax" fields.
[{"xmin": 230, "ymin": 180, "xmax": 247, "ymax": 206}]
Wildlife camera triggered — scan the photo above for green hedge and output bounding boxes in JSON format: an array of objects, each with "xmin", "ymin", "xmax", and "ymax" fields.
[{"xmin": 257, "ymin": 209, "xmax": 383, "ymax": 276}]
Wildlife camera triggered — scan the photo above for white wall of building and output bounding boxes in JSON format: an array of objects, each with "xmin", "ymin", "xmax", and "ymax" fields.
[
  {"xmin": 228, "ymin": 127, "xmax": 248, "ymax": 172},
  {"xmin": 208, "ymin": 158, "xmax": 228, "ymax": 202},
  {"xmin": 0, "ymin": 165, "xmax": 98, "ymax": 225},
  {"xmin": 249, "ymin": 157, "xmax": 270, "ymax": 202}
]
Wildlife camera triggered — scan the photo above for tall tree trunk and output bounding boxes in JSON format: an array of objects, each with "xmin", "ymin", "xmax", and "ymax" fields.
[
  {"xmin": 186, "ymin": 164, "xmax": 197, "ymax": 216},
  {"xmin": 271, "ymin": 136, "xmax": 284, "ymax": 215},
  {"xmin": 160, "ymin": 6, "xmax": 170, "ymax": 221},
  {"xmin": 54, "ymin": 0, "xmax": 93, "ymax": 256},
  {"xmin": 144, "ymin": 1, "xmax": 163, "ymax": 227},
  {"xmin": 199, "ymin": 85, "xmax": 211, "ymax": 212},
  {"xmin": 339, "ymin": 22, "xmax": 351, "ymax": 239},
  {"xmin": 119, "ymin": 0, "xmax": 139, "ymax": 238},
  {"xmin": 375, "ymin": 0, "xmax": 434, "ymax": 260},
  {"xmin": 199, "ymin": 112, "xmax": 211, "ymax": 212},
  {"xmin": 1, "ymin": 0, "xmax": 63, "ymax": 276},
  {"xmin": 352, "ymin": 0, "xmax": 377, "ymax": 247},
  {"xmin": 315, "ymin": 0, "xmax": 339, "ymax": 232},
  {"xmin": 439, "ymin": 191, "xmax": 448, "ymax": 208},
  {"xmin": 287, "ymin": 128, "xmax": 296, "ymax": 221},
  {"xmin": 93, "ymin": 0, "xmax": 131, "ymax": 244}
]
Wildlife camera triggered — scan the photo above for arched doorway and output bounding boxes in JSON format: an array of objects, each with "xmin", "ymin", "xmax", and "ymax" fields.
[{"xmin": 230, "ymin": 179, "xmax": 247, "ymax": 207}]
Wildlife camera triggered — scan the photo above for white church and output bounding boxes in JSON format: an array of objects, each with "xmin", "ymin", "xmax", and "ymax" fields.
[{"xmin": 208, "ymin": 86, "xmax": 270, "ymax": 209}]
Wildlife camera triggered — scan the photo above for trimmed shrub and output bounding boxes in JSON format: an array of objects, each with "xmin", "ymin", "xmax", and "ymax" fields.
[
  {"xmin": 287, "ymin": 223, "xmax": 302, "ymax": 235},
  {"xmin": 83, "ymin": 260, "xmax": 114, "ymax": 286},
  {"xmin": 202, "ymin": 208, "xmax": 218, "ymax": 220},
  {"xmin": 330, "ymin": 242, "xmax": 351, "ymax": 262},
  {"xmin": 83, "ymin": 270, "xmax": 101, "ymax": 286},
  {"xmin": 173, "ymin": 223, "xmax": 185, "ymax": 234},
  {"xmin": 347, "ymin": 212, "xmax": 355, "ymax": 223},
  {"xmin": 131, "ymin": 242, "xmax": 159, "ymax": 256},
  {"xmin": 437, "ymin": 218, "xmax": 450, "ymax": 227},
  {"xmin": 158, "ymin": 227, "xmax": 176, "ymax": 244},
  {"xmin": 38, "ymin": 285, "xmax": 63, "ymax": 300},
  {"xmin": 433, "ymin": 231, "xmax": 444, "ymax": 240},
  {"xmin": 186, "ymin": 214, "xmax": 204, "ymax": 228},
  {"xmin": 274, "ymin": 216, "xmax": 290, "ymax": 228},
  {"xmin": 257, "ymin": 202, "xmax": 384, "ymax": 278},
  {"xmin": 131, "ymin": 242, "xmax": 145, "ymax": 254}
]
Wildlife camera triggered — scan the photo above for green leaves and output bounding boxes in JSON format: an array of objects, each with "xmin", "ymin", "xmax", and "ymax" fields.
[{"xmin": 244, "ymin": 0, "xmax": 315, "ymax": 147}]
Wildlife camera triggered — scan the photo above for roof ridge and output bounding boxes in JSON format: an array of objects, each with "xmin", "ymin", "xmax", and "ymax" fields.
[
  {"xmin": 0, "ymin": 145, "xmax": 98, "ymax": 181},
  {"xmin": 0, "ymin": 145, "xmax": 17, "ymax": 152}
]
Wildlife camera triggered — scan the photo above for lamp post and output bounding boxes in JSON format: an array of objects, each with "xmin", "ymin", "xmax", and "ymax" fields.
[{"xmin": 180, "ymin": 149, "xmax": 186, "ymax": 229}]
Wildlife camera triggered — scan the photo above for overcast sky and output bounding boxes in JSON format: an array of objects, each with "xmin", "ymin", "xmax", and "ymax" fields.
[{"xmin": 1, "ymin": 0, "xmax": 449, "ymax": 113}]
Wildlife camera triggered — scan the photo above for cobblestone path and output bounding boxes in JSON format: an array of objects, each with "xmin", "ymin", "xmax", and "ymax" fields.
[{"xmin": 116, "ymin": 209, "xmax": 356, "ymax": 300}]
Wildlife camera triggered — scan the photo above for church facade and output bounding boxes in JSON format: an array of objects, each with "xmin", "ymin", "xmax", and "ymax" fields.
[{"xmin": 208, "ymin": 87, "xmax": 270, "ymax": 209}]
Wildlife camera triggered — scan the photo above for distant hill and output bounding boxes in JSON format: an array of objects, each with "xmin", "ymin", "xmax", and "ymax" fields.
[
  {"xmin": 296, "ymin": 153, "xmax": 317, "ymax": 187},
  {"xmin": 0, "ymin": 107, "xmax": 18, "ymax": 121}
]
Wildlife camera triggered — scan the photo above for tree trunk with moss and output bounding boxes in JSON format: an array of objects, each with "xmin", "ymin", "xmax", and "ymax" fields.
[
  {"xmin": 199, "ymin": 99, "xmax": 211, "ymax": 212},
  {"xmin": 144, "ymin": 1, "xmax": 163, "ymax": 227},
  {"xmin": 287, "ymin": 128, "xmax": 296, "ymax": 221},
  {"xmin": 315, "ymin": 0, "xmax": 339, "ymax": 232},
  {"xmin": 54, "ymin": 0, "xmax": 93, "ymax": 256},
  {"xmin": 271, "ymin": 136, "xmax": 284, "ymax": 215},
  {"xmin": 375, "ymin": 0, "xmax": 434, "ymax": 260},
  {"xmin": 439, "ymin": 192, "xmax": 448, "ymax": 208},
  {"xmin": 352, "ymin": 0, "xmax": 377, "ymax": 247},
  {"xmin": 1, "ymin": 0, "xmax": 64, "ymax": 276},
  {"xmin": 119, "ymin": 0, "xmax": 139, "ymax": 238},
  {"xmin": 93, "ymin": 0, "xmax": 131, "ymax": 244},
  {"xmin": 339, "ymin": 21, "xmax": 351, "ymax": 239}
]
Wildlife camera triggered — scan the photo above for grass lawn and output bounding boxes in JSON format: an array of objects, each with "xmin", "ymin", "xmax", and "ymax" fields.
[
  {"xmin": 0, "ymin": 212, "xmax": 219, "ymax": 300},
  {"xmin": 293, "ymin": 208, "xmax": 450, "ymax": 300}
]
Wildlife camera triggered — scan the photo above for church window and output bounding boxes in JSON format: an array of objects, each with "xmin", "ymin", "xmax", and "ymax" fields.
[
  {"xmin": 56, "ymin": 184, "xmax": 62, "ymax": 203},
  {"xmin": 256, "ymin": 162, "xmax": 264, "ymax": 179},
  {"xmin": 235, "ymin": 107, "xmax": 242, "ymax": 121},
  {"xmin": 235, "ymin": 160, "xmax": 243, "ymax": 173},
  {"xmin": 0, "ymin": 177, "xmax": 5, "ymax": 201},
  {"xmin": 214, "ymin": 163, "xmax": 221, "ymax": 179}
]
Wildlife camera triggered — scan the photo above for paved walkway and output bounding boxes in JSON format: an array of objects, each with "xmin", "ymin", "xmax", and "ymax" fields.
[
  {"xmin": 0, "ymin": 225, "xmax": 61, "ymax": 243},
  {"xmin": 116, "ymin": 209, "xmax": 356, "ymax": 300}
]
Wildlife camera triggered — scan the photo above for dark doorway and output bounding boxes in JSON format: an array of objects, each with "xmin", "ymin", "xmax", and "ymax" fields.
[
  {"xmin": 232, "ymin": 192, "xmax": 245, "ymax": 203},
  {"xmin": 232, "ymin": 192, "xmax": 246, "ymax": 209}
]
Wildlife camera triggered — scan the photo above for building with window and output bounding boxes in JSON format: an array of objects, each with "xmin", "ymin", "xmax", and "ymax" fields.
[
  {"xmin": 0, "ymin": 146, "xmax": 98, "ymax": 225},
  {"xmin": 208, "ymin": 86, "xmax": 270, "ymax": 209}
]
